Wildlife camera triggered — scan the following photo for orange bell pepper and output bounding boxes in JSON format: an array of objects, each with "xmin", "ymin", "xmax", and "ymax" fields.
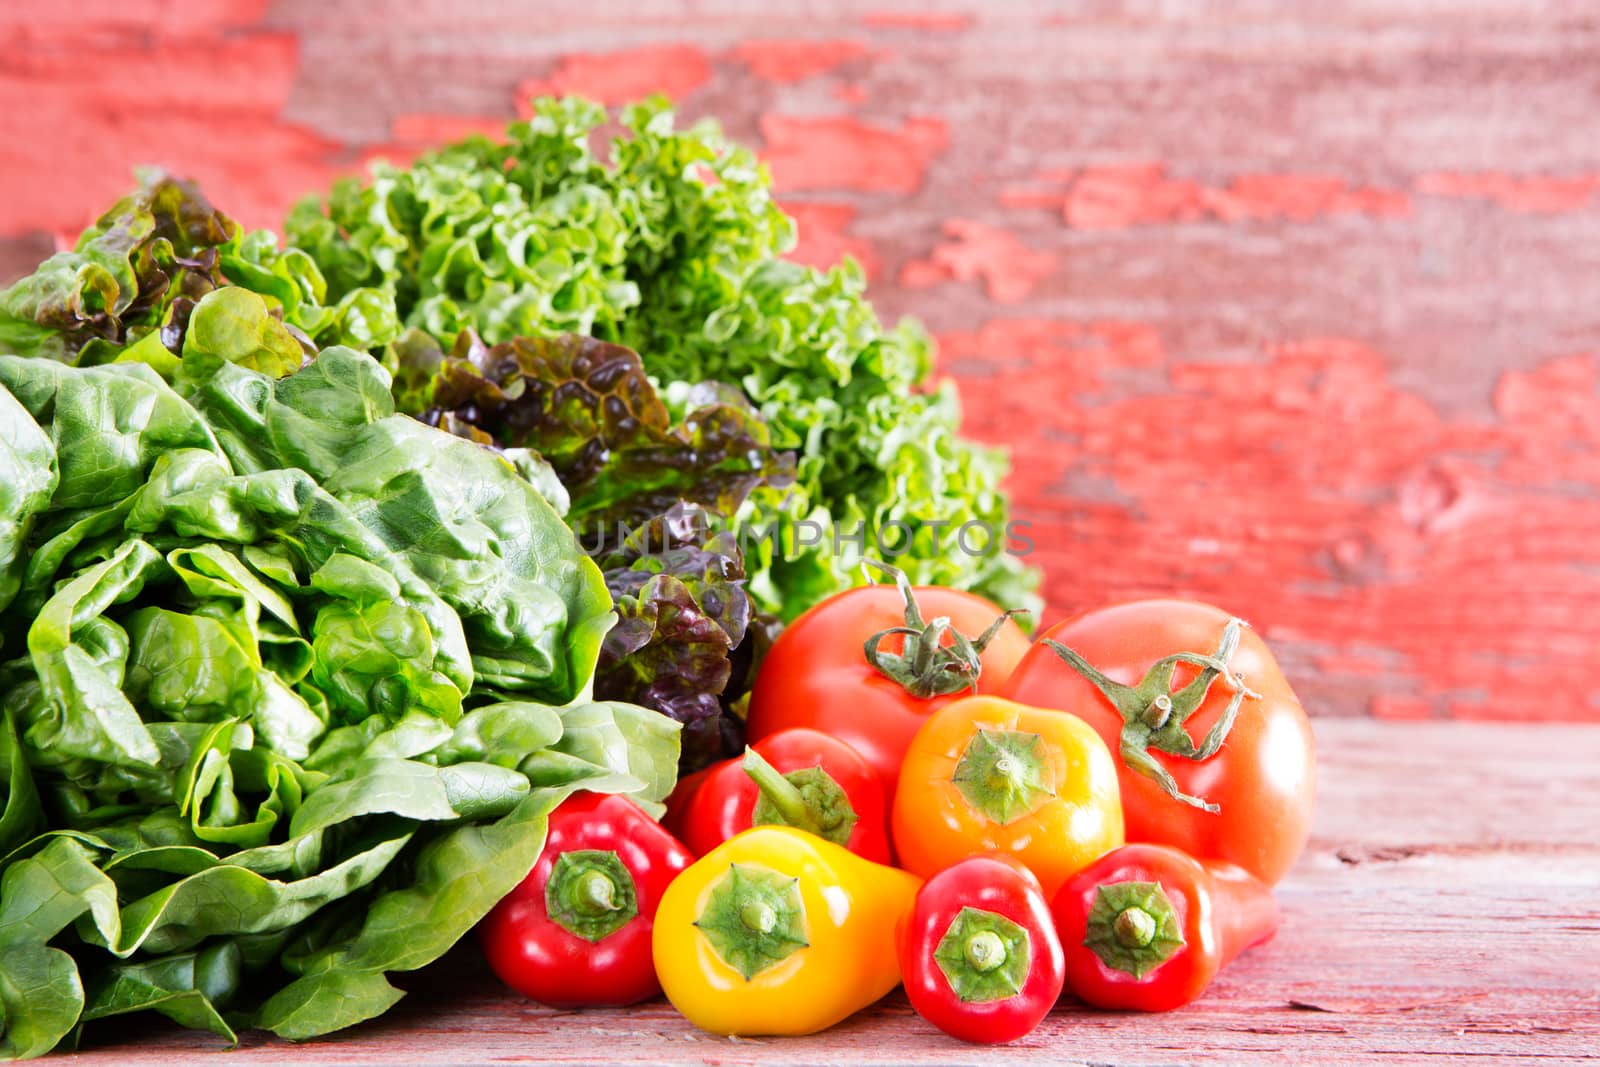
[{"xmin": 891, "ymin": 695, "xmax": 1124, "ymax": 896}]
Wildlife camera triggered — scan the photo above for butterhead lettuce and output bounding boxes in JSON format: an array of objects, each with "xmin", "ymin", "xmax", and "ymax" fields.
[{"xmin": 0, "ymin": 327, "xmax": 677, "ymax": 1058}]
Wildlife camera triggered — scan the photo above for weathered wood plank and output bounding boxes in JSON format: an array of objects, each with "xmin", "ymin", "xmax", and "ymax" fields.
[{"xmin": 55, "ymin": 720, "xmax": 1600, "ymax": 1065}]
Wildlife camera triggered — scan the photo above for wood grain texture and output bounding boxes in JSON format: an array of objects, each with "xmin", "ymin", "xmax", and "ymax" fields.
[
  {"xmin": 3, "ymin": 0, "xmax": 1600, "ymax": 721},
  {"xmin": 51, "ymin": 719, "xmax": 1600, "ymax": 1065}
]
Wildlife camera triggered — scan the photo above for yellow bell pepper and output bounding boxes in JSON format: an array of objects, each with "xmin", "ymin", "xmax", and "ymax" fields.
[{"xmin": 651, "ymin": 825, "xmax": 921, "ymax": 1036}]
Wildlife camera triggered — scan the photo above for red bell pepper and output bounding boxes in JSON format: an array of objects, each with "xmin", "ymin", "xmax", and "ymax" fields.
[
  {"xmin": 677, "ymin": 728, "xmax": 891, "ymax": 864},
  {"xmin": 479, "ymin": 791, "xmax": 691, "ymax": 1007},
  {"xmin": 1052, "ymin": 843, "xmax": 1280, "ymax": 1012},
  {"xmin": 897, "ymin": 854, "xmax": 1065, "ymax": 1043}
]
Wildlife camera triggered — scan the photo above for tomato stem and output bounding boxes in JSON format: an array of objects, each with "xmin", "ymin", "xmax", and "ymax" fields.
[
  {"xmin": 1042, "ymin": 617, "xmax": 1260, "ymax": 813},
  {"xmin": 859, "ymin": 559, "xmax": 1026, "ymax": 699}
]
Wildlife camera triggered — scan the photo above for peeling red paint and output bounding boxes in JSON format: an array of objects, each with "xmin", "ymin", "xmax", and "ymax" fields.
[
  {"xmin": 782, "ymin": 202, "xmax": 881, "ymax": 279},
  {"xmin": 1009, "ymin": 165, "xmax": 1600, "ymax": 229},
  {"xmin": 899, "ymin": 218, "xmax": 1056, "ymax": 303},
  {"xmin": 832, "ymin": 83, "xmax": 871, "ymax": 105},
  {"xmin": 387, "ymin": 114, "xmax": 507, "ymax": 145},
  {"xmin": 1055, "ymin": 166, "xmax": 1412, "ymax": 229},
  {"xmin": 863, "ymin": 11, "xmax": 974, "ymax": 31},
  {"xmin": 947, "ymin": 325, "xmax": 1600, "ymax": 724},
  {"xmin": 0, "ymin": 29, "xmax": 341, "ymax": 235},
  {"xmin": 515, "ymin": 44, "xmax": 712, "ymax": 108},
  {"xmin": 760, "ymin": 114, "xmax": 948, "ymax": 193},
  {"xmin": 1416, "ymin": 172, "xmax": 1600, "ymax": 213},
  {"xmin": 0, "ymin": 0, "xmax": 271, "ymax": 31},
  {"xmin": 732, "ymin": 39, "xmax": 870, "ymax": 82}
]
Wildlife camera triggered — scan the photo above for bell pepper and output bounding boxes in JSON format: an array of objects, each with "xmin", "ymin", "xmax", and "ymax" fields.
[
  {"xmin": 892, "ymin": 695, "xmax": 1124, "ymax": 896},
  {"xmin": 676, "ymin": 728, "xmax": 891, "ymax": 863},
  {"xmin": 479, "ymin": 791, "xmax": 692, "ymax": 1007},
  {"xmin": 898, "ymin": 854, "xmax": 1065, "ymax": 1043},
  {"xmin": 1052, "ymin": 842, "xmax": 1280, "ymax": 1011},
  {"xmin": 652, "ymin": 825, "xmax": 922, "ymax": 1036}
]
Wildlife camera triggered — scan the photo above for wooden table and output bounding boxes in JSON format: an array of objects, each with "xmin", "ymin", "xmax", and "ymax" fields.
[{"xmin": 55, "ymin": 720, "xmax": 1600, "ymax": 1065}]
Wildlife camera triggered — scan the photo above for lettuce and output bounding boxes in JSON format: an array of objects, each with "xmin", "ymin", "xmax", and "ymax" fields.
[
  {"xmin": 396, "ymin": 329, "xmax": 788, "ymax": 766},
  {"xmin": 0, "ymin": 172, "xmax": 399, "ymax": 367},
  {"xmin": 0, "ymin": 328, "xmax": 677, "ymax": 1058},
  {"xmin": 286, "ymin": 96, "xmax": 1041, "ymax": 620}
]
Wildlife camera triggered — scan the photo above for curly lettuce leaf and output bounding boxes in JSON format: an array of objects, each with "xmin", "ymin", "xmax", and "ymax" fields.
[{"xmin": 0, "ymin": 173, "xmax": 398, "ymax": 369}]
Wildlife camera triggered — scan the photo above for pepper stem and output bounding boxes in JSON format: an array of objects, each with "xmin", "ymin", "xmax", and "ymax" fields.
[
  {"xmin": 743, "ymin": 749, "xmax": 860, "ymax": 848},
  {"xmin": 1042, "ymin": 617, "xmax": 1261, "ymax": 812},
  {"xmin": 693, "ymin": 863, "xmax": 810, "ymax": 981},
  {"xmin": 575, "ymin": 869, "xmax": 618, "ymax": 915},
  {"xmin": 951, "ymin": 727, "xmax": 1057, "ymax": 825},
  {"xmin": 965, "ymin": 930, "xmax": 1007, "ymax": 972},
  {"xmin": 1113, "ymin": 906, "xmax": 1157, "ymax": 948},
  {"xmin": 742, "ymin": 749, "xmax": 819, "ymax": 832},
  {"xmin": 933, "ymin": 907, "xmax": 1032, "ymax": 1003},
  {"xmin": 544, "ymin": 850, "xmax": 638, "ymax": 943},
  {"xmin": 1082, "ymin": 880, "xmax": 1185, "ymax": 979},
  {"xmin": 740, "ymin": 900, "xmax": 777, "ymax": 934},
  {"xmin": 860, "ymin": 559, "xmax": 1027, "ymax": 699}
]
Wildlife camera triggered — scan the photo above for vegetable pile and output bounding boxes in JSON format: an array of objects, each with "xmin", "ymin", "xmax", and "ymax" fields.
[
  {"xmin": 0, "ymin": 92, "xmax": 1319, "ymax": 1058},
  {"xmin": 526, "ymin": 569, "xmax": 1314, "ymax": 1043}
]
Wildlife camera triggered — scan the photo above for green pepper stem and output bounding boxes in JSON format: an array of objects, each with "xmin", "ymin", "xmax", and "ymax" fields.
[
  {"xmin": 1082, "ymin": 881, "xmax": 1185, "ymax": 978},
  {"xmin": 574, "ymin": 870, "xmax": 619, "ymax": 915},
  {"xmin": 544, "ymin": 850, "xmax": 639, "ymax": 943},
  {"xmin": 740, "ymin": 900, "xmax": 777, "ymax": 934},
  {"xmin": 965, "ymin": 930, "xmax": 1007, "ymax": 972},
  {"xmin": 694, "ymin": 864, "xmax": 810, "ymax": 980},
  {"xmin": 934, "ymin": 907, "xmax": 1032, "ymax": 1002},
  {"xmin": 742, "ymin": 749, "xmax": 821, "ymax": 834},
  {"xmin": 1113, "ymin": 906, "xmax": 1157, "ymax": 948}
]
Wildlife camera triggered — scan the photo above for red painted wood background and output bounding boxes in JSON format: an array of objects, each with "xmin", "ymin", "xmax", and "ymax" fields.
[{"xmin": 4, "ymin": 0, "xmax": 1597, "ymax": 724}]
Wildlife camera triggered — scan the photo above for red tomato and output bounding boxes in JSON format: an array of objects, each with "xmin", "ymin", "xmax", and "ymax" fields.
[
  {"xmin": 1003, "ymin": 600, "xmax": 1315, "ymax": 886},
  {"xmin": 745, "ymin": 576, "xmax": 1031, "ymax": 797}
]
